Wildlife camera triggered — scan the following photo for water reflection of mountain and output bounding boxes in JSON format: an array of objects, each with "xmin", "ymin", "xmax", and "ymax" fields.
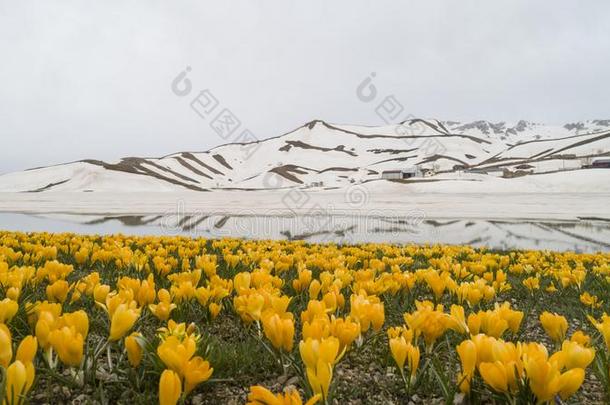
[{"xmin": 2, "ymin": 212, "xmax": 609, "ymax": 253}]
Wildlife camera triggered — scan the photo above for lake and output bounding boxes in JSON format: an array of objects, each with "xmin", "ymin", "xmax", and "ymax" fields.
[{"xmin": 1, "ymin": 211, "xmax": 609, "ymax": 253}]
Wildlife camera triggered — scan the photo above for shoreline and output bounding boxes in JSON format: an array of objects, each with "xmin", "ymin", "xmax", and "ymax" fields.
[{"xmin": 1, "ymin": 190, "xmax": 610, "ymax": 221}]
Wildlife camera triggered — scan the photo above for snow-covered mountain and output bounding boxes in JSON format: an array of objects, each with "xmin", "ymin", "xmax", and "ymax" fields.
[{"xmin": 1, "ymin": 118, "xmax": 609, "ymax": 192}]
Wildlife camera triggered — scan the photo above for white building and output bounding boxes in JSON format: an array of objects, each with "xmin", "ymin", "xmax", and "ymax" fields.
[{"xmin": 381, "ymin": 167, "xmax": 422, "ymax": 180}]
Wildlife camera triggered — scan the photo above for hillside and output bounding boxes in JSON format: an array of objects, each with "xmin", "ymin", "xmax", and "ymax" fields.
[{"xmin": 1, "ymin": 118, "xmax": 609, "ymax": 192}]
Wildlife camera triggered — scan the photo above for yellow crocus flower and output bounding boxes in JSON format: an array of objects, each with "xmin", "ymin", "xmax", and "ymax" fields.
[
  {"xmin": 246, "ymin": 385, "xmax": 320, "ymax": 405},
  {"xmin": 48, "ymin": 326, "xmax": 84, "ymax": 367},
  {"xmin": 389, "ymin": 336, "xmax": 408, "ymax": 370},
  {"xmin": 157, "ymin": 335, "xmax": 197, "ymax": 375},
  {"xmin": 125, "ymin": 332, "xmax": 143, "ymax": 367},
  {"xmin": 15, "ymin": 336, "xmax": 37, "ymax": 364},
  {"xmin": 456, "ymin": 339, "xmax": 477, "ymax": 380},
  {"xmin": 588, "ymin": 314, "xmax": 610, "ymax": 350},
  {"xmin": 0, "ymin": 298, "xmax": 18, "ymax": 323},
  {"xmin": 553, "ymin": 340, "xmax": 595, "ymax": 370},
  {"xmin": 261, "ymin": 312, "xmax": 294, "ymax": 352},
  {"xmin": 109, "ymin": 303, "xmax": 140, "ymax": 341},
  {"xmin": 61, "ymin": 310, "xmax": 89, "ymax": 339},
  {"xmin": 539, "ymin": 312, "xmax": 568, "ymax": 343},
  {"xmin": 557, "ymin": 368, "xmax": 585, "ymax": 400},
  {"xmin": 405, "ymin": 343, "xmax": 420, "ymax": 380},
  {"xmin": 299, "ymin": 337, "xmax": 343, "ymax": 400},
  {"xmin": 479, "ymin": 361, "xmax": 509, "ymax": 393},
  {"xmin": 183, "ymin": 356, "xmax": 214, "ymax": 394},
  {"xmin": 329, "ymin": 316, "xmax": 360, "ymax": 352},
  {"xmin": 208, "ymin": 302, "xmax": 222, "ymax": 319},
  {"xmin": 0, "ymin": 323, "xmax": 12, "ymax": 368},
  {"xmin": 158, "ymin": 369, "xmax": 182, "ymax": 405},
  {"xmin": 305, "ymin": 360, "xmax": 333, "ymax": 400},
  {"xmin": 45, "ymin": 280, "xmax": 70, "ymax": 303},
  {"xmin": 4, "ymin": 360, "xmax": 35, "ymax": 405}
]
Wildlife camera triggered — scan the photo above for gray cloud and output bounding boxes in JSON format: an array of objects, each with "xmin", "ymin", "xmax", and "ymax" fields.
[{"xmin": 1, "ymin": 0, "xmax": 609, "ymax": 173}]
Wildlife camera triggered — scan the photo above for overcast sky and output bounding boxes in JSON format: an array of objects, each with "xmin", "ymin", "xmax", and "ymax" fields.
[{"xmin": 1, "ymin": 0, "xmax": 609, "ymax": 173}]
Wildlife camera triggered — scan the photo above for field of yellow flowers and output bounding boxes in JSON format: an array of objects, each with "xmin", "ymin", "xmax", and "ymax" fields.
[{"xmin": 0, "ymin": 230, "xmax": 609, "ymax": 404}]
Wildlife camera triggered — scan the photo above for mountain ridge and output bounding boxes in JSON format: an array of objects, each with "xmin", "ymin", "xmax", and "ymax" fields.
[{"xmin": 1, "ymin": 118, "xmax": 609, "ymax": 193}]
